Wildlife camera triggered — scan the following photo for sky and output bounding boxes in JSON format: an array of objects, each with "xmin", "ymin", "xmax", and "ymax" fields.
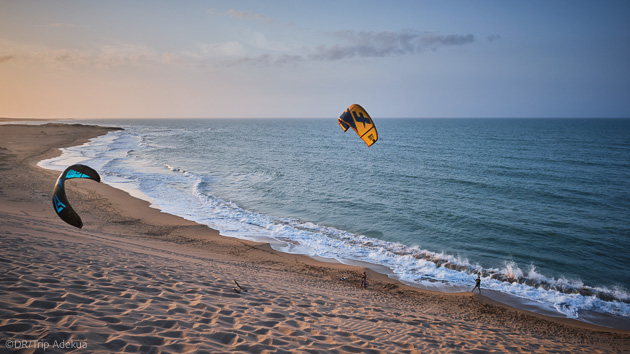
[{"xmin": 1, "ymin": 1, "xmax": 629, "ymax": 119}]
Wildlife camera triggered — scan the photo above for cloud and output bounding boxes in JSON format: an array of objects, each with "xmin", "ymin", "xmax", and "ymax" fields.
[
  {"xmin": 49, "ymin": 44, "xmax": 156, "ymax": 68},
  {"xmin": 1, "ymin": 36, "xmax": 250, "ymax": 69},
  {"xmin": 1, "ymin": 29, "xmax": 479, "ymax": 70},
  {"xmin": 182, "ymin": 42, "xmax": 246, "ymax": 59},
  {"xmin": 422, "ymin": 34, "xmax": 475, "ymax": 46},
  {"xmin": 310, "ymin": 30, "xmax": 475, "ymax": 61},
  {"xmin": 161, "ymin": 52, "xmax": 185, "ymax": 65},
  {"xmin": 0, "ymin": 42, "xmax": 159, "ymax": 68},
  {"xmin": 223, "ymin": 53, "xmax": 303, "ymax": 67},
  {"xmin": 215, "ymin": 30, "xmax": 477, "ymax": 67},
  {"xmin": 487, "ymin": 35, "xmax": 502, "ymax": 42},
  {"xmin": 250, "ymin": 32, "xmax": 295, "ymax": 52}
]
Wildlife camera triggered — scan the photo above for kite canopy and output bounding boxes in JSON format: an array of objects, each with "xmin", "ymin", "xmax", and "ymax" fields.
[
  {"xmin": 338, "ymin": 104, "xmax": 378, "ymax": 147},
  {"xmin": 52, "ymin": 164, "xmax": 101, "ymax": 228}
]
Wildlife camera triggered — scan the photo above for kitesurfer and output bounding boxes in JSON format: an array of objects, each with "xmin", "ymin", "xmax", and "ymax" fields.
[
  {"xmin": 472, "ymin": 275, "xmax": 481, "ymax": 293},
  {"xmin": 361, "ymin": 271, "xmax": 368, "ymax": 289}
]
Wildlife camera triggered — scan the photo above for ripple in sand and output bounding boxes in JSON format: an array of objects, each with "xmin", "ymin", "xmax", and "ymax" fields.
[
  {"xmin": 265, "ymin": 312, "xmax": 286, "ymax": 319},
  {"xmin": 129, "ymin": 326, "xmax": 155, "ymax": 335},
  {"xmin": 0, "ymin": 323, "xmax": 33, "ymax": 333},
  {"xmin": 104, "ymin": 338, "xmax": 127, "ymax": 351},
  {"xmin": 129, "ymin": 335, "xmax": 165, "ymax": 346},
  {"xmin": 27, "ymin": 299, "xmax": 59, "ymax": 310},
  {"xmin": 208, "ymin": 331, "xmax": 241, "ymax": 345}
]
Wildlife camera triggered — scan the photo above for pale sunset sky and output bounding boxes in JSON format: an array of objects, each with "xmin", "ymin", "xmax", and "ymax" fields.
[{"xmin": 1, "ymin": 1, "xmax": 629, "ymax": 119}]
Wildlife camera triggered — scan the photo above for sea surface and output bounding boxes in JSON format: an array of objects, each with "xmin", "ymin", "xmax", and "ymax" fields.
[{"xmin": 38, "ymin": 118, "xmax": 630, "ymax": 327}]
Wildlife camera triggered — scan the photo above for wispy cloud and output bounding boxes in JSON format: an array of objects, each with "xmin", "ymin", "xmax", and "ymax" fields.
[
  {"xmin": 220, "ymin": 30, "xmax": 477, "ymax": 67},
  {"xmin": 310, "ymin": 30, "xmax": 475, "ymax": 61},
  {"xmin": 223, "ymin": 53, "xmax": 304, "ymax": 67},
  {"xmin": 181, "ymin": 42, "xmax": 246, "ymax": 59},
  {"xmin": 46, "ymin": 44, "xmax": 156, "ymax": 68},
  {"xmin": 0, "ymin": 29, "xmax": 480, "ymax": 69},
  {"xmin": 487, "ymin": 35, "xmax": 502, "ymax": 42},
  {"xmin": 0, "ymin": 41, "xmax": 158, "ymax": 68}
]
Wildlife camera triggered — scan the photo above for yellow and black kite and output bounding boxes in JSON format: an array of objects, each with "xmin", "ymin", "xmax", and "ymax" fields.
[{"xmin": 338, "ymin": 104, "xmax": 378, "ymax": 147}]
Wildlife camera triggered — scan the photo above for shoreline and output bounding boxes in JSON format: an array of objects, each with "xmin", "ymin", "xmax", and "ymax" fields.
[{"xmin": 1, "ymin": 120, "xmax": 629, "ymax": 352}]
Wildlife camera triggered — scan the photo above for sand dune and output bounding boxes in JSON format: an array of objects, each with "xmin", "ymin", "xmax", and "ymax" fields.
[{"xmin": 1, "ymin": 122, "xmax": 629, "ymax": 353}]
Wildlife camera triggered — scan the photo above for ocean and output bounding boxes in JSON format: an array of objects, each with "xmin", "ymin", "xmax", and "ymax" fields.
[{"xmin": 38, "ymin": 118, "xmax": 630, "ymax": 328}]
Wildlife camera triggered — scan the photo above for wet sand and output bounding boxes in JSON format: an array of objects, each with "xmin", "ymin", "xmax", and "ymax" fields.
[{"xmin": 1, "ymin": 121, "xmax": 629, "ymax": 353}]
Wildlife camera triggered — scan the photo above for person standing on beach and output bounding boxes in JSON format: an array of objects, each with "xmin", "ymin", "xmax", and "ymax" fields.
[
  {"xmin": 472, "ymin": 275, "xmax": 481, "ymax": 293},
  {"xmin": 361, "ymin": 271, "xmax": 368, "ymax": 289}
]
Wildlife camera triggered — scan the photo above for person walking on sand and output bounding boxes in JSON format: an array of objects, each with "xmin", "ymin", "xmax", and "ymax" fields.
[
  {"xmin": 361, "ymin": 271, "xmax": 368, "ymax": 289},
  {"xmin": 472, "ymin": 275, "xmax": 481, "ymax": 293}
]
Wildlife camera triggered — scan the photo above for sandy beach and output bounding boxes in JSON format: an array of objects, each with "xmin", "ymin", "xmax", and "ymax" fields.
[{"xmin": 1, "ymin": 121, "xmax": 629, "ymax": 353}]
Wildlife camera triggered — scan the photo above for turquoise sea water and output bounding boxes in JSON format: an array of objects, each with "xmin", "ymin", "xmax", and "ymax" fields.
[{"xmin": 39, "ymin": 118, "xmax": 630, "ymax": 327}]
